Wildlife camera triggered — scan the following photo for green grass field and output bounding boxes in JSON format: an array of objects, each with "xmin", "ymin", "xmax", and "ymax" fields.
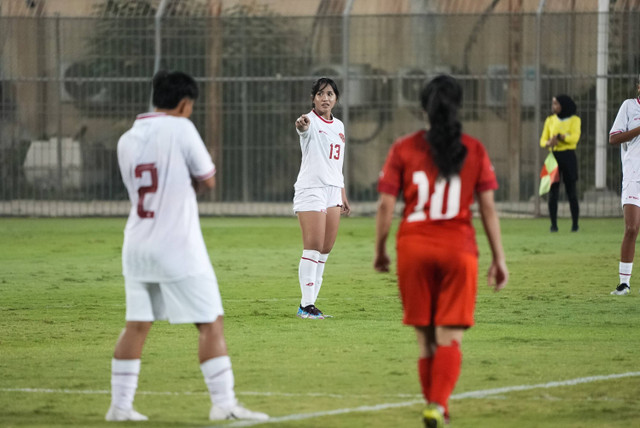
[{"xmin": 1, "ymin": 216, "xmax": 640, "ymax": 427}]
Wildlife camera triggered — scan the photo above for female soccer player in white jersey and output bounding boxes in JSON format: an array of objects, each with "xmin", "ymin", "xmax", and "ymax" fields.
[
  {"xmin": 106, "ymin": 71, "xmax": 267, "ymax": 422},
  {"xmin": 293, "ymin": 77, "xmax": 351, "ymax": 319},
  {"xmin": 610, "ymin": 76, "xmax": 640, "ymax": 296}
]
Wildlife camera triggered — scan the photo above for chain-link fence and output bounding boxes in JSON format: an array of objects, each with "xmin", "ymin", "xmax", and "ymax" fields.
[{"xmin": 1, "ymin": 4, "xmax": 638, "ymax": 216}]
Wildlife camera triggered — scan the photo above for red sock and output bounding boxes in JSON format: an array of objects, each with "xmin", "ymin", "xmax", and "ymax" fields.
[
  {"xmin": 417, "ymin": 357, "xmax": 433, "ymax": 402},
  {"xmin": 429, "ymin": 341, "xmax": 462, "ymax": 415}
]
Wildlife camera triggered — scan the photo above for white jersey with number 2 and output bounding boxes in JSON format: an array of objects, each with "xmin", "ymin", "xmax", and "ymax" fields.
[
  {"xmin": 294, "ymin": 110, "xmax": 345, "ymax": 190},
  {"xmin": 118, "ymin": 112, "xmax": 216, "ymax": 282}
]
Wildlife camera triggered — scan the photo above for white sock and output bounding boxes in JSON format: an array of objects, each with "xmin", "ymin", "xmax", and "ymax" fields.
[
  {"xmin": 314, "ymin": 253, "xmax": 329, "ymax": 302},
  {"xmin": 620, "ymin": 262, "xmax": 633, "ymax": 286},
  {"xmin": 299, "ymin": 250, "xmax": 320, "ymax": 307},
  {"xmin": 110, "ymin": 358, "xmax": 141, "ymax": 410},
  {"xmin": 201, "ymin": 356, "xmax": 237, "ymax": 409}
]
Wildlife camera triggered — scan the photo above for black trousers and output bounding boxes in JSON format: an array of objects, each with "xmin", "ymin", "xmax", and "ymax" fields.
[{"xmin": 548, "ymin": 150, "xmax": 579, "ymax": 228}]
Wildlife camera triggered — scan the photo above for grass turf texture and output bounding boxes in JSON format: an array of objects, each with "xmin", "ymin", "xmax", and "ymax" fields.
[{"xmin": 1, "ymin": 217, "xmax": 639, "ymax": 427}]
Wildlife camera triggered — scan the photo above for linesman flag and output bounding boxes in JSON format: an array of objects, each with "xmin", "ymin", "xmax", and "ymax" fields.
[{"xmin": 539, "ymin": 152, "xmax": 559, "ymax": 195}]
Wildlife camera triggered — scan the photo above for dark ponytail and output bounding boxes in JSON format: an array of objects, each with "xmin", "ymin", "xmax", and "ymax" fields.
[{"xmin": 420, "ymin": 75, "xmax": 467, "ymax": 177}]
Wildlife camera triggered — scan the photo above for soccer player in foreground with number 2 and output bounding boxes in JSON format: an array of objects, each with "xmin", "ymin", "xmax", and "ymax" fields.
[
  {"xmin": 106, "ymin": 71, "xmax": 267, "ymax": 422},
  {"xmin": 374, "ymin": 75, "xmax": 508, "ymax": 427}
]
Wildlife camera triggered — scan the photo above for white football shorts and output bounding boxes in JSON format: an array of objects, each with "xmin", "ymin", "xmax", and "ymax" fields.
[
  {"xmin": 621, "ymin": 181, "xmax": 640, "ymax": 208},
  {"xmin": 293, "ymin": 186, "xmax": 343, "ymax": 213},
  {"xmin": 124, "ymin": 272, "xmax": 224, "ymax": 324}
]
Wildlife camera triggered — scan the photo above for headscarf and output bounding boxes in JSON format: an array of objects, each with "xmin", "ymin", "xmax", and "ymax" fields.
[{"xmin": 555, "ymin": 94, "xmax": 577, "ymax": 119}]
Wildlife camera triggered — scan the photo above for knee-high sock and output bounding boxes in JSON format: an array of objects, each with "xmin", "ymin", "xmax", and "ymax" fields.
[
  {"xmin": 314, "ymin": 253, "xmax": 329, "ymax": 302},
  {"xmin": 429, "ymin": 341, "xmax": 462, "ymax": 415},
  {"xmin": 620, "ymin": 262, "xmax": 633, "ymax": 286},
  {"xmin": 418, "ymin": 357, "xmax": 433, "ymax": 403},
  {"xmin": 110, "ymin": 358, "xmax": 141, "ymax": 410},
  {"xmin": 201, "ymin": 356, "xmax": 237, "ymax": 409},
  {"xmin": 299, "ymin": 250, "xmax": 320, "ymax": 307}
]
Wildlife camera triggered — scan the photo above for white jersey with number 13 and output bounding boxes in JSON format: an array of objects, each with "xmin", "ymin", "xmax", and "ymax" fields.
[{"xmin": 294, "ymin": 110, "xmax": 345, "ymax": 190}]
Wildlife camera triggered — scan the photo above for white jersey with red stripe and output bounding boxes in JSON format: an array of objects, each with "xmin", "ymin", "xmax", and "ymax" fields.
[
  {"xmin": 610, "ymin": 97, "xmax": 640, "ymax": 184},
  {"xmin": 117, "ymin": 112, "xmax": 216, "ymax": 282},
  {"xmin": 294, "ymin": 109, "xmax": 345, "ymax": 190}
]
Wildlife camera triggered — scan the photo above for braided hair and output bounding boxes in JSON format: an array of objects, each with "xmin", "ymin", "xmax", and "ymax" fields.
[{"xmin": 420, "ymin": 75, "xmax": 467, "ymax": 177}]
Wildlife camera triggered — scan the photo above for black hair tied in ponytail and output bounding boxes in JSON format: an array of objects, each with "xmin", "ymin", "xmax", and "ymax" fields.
[{"xmin": 420, "ymin": 75, "xmax": 467, "ymax": 178}]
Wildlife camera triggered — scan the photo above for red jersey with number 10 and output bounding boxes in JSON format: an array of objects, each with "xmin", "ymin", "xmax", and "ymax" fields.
[{"xmin": 377, "ymin": 130, "xmax": 498, "ymax": 255}]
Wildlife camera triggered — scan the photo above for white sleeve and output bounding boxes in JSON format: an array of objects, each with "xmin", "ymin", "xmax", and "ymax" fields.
[
  {"xmin": 183, "ymin": 120, "xmax": 215, "ymax": 180},
  {"xmin": 296, "ymin": 114, "xmax": 313, "ymax": 149},
  {"xmin": 296, "ymin": 114, "xmax": 313, "ymax": 138},
  {"xmin": 610, "ymin": 101, "xmax": 630, "ymax": 135}
]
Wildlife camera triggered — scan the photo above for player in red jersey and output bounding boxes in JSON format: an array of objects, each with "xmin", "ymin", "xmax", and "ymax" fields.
[{"xmin": 374, "ymin": 75, "xmax": 508, "ymax": 427}]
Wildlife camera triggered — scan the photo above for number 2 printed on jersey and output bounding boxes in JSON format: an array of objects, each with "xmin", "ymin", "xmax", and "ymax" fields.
[
  {"xmin": 407, "ymin": 171, "xmax": 461, "ymax": 222},
  {"xmin": 135, "ymin": 163, "xmax": 158, "ymax": 219}
]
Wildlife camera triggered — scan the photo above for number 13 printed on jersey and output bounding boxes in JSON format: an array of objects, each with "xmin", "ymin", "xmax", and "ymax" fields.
[{"xmin": 329, "ymin": 144, "xmax": 341, "ymax": 160}]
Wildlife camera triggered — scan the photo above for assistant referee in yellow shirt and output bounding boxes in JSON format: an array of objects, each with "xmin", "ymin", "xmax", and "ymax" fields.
[{"xmin": 540, "ymin": 94, "xmax": 581, "ymax": 232}]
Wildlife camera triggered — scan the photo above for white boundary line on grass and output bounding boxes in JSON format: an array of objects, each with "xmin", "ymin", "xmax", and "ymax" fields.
[
  {"xmin": 2, "ymin": 371, "xmax": 639, "ymax": 426},
  {"xmin": 217, "ymin": 371, "xmax": 640, "ymax": 428},
  {"xmin": 0, "ymin": 388, "xmax": 417, "ymax": 400}
]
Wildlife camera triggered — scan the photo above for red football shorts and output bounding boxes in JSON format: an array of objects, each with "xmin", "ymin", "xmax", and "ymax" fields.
[{"xmin": 396, "ymin": 235, "xmax": 478, "ymax": 327}]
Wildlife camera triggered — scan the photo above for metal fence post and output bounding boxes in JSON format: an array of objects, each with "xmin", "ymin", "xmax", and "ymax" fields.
[
  {"xmin": 149, "ymin": 0, "xmax": 169, "ymax": 111},
  {"xmin": 342, "ymin": 0, "xmax": 354, "ymax": 194},
  {"xmin": 533, "ymin": 0, "xmax": 547, "ymax": 217},
  {"xmin": 55, "ymin": 13, "xmax": 63, "ymax": 195},
  {"xmin": 241, "ymin": 17, "xmax": 250, "ymax": 202},
  {"xmin": 595, "ymin": 0, "xmax": 609, "ymax": 190}
]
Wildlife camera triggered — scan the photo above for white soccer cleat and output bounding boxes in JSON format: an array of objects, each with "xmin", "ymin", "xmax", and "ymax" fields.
[
  {"xmin": 611, "ymin": 283, "xmax": 630, "ymax": 295},
  {"xmin": 105, "ymin": 405, "xmax": 149, "ymax": 421},
  {"xmin": 209, "ymin": 403, "xmax": 269, "ymax": 421}
]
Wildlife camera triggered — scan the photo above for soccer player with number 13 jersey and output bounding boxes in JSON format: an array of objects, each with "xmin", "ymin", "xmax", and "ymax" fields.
[
  {"xmin": 610, "ymin": 76, "xmax": 640, "ymax": 296},
  {"xmin": 374, "ymin": 75, "xmax": 508, "ymax": 427},
  {"xmin": 293, "ymin": 78, "xmax": 351, "ymax": 320}
]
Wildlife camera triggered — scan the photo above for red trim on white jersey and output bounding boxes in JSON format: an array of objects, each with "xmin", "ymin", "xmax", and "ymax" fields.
[
  {"xmin": 610, "ymin": 130, "xmax": 624, "ymax": 136},
  {"xmin": 636, "ymin": 97, "xmax": 640, "ymax": 106},
  {"xmin": 136, "ymin": 112, "xmax": 167, "ymax": 120},
  {"xmin": 312, "ymin": 109, "xmax": 334, "ymax": 124},
  {"xmin": 195, "ymin": 166, "xmax": 216, "ymax": 181}
]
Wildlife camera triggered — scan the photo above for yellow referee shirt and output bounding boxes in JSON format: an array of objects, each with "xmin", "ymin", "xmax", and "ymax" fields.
[{"xmin": 539, "ymin": 115, "xmax": 581, "ymax": 151}]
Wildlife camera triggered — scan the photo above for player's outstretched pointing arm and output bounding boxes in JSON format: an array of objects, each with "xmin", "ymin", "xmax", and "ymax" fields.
[{"xmin": 295, "ymin": 114, "xmax": 310, "ymax": 132}]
